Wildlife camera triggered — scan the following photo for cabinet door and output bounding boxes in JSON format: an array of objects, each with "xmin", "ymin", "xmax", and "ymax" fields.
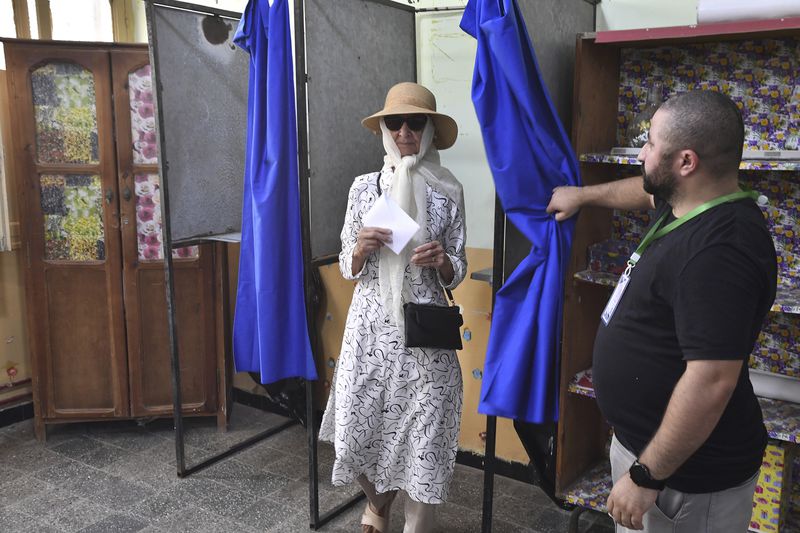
[
  {"xmin": 110, "ymin": 50, "xmax": 217, "ymax": 417},
  {"xmin": 6, "ymin": 44, "xmax": 129, "ymax": 419}
]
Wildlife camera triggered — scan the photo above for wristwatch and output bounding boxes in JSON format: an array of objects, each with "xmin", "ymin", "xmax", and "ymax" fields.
[{"xmin": 629, "ymin": 460, "xmax": 666, "ymax": 490}]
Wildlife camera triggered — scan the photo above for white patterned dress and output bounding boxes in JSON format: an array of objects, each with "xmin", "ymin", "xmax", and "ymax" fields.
[{"xmin": 319, "ymin": 168, "xmax": 467, "ymax": 504}]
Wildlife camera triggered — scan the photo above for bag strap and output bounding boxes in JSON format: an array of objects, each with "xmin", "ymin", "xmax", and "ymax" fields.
[
  {"xmin": 444, "ymin": 288, "xmax": 457, "ymax": 307},
  {"xmin": 379, "ymin": 173, "xmax": 458, "ymax": 308}
]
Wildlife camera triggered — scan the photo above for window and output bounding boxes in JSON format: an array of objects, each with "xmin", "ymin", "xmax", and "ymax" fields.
[
  {"xmin": 26, "ymin": 0, "xmax": 39, "ymax": 38},
  {"xmin": 0, "ymin": 0, "xmax": 16, "ymax": 69},
  {"xmin": 49, "ymin": 0, "xmax": 113, "ymax": 42},
  {"xmin": 0, "ymin": 1, "xmax": 16, "ymax": 39}
]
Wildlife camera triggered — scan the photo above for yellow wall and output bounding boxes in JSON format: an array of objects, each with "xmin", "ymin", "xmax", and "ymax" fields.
[
  {"xmin": 0, "ymin": 70, "xmax": 31, "ymax": 406},
  {"xmin": 0, "ymin": 251, "xmax": 30, "ymax": 404}
]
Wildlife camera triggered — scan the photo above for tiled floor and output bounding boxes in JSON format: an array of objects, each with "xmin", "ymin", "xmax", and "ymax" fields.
[{"xmin": 0, "ymin": 404, "xmax": 614, "ymax": 532}]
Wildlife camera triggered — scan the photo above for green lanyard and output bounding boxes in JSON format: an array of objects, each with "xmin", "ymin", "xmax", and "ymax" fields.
[{"xmin": 624, "ymin": 190, "xmax": 759, "ymax": 275}]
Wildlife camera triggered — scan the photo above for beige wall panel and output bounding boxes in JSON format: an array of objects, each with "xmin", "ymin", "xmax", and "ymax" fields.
[
  {"xmin": 0, "ymin": 69, "xmax": 29, "ymax": 405},
  {"xmin": 453, "ymin": 247, "xmax": 528, "ymax": 464},
  {"xmin": 0, "ymin": 250, "xmax": 29, "ymax": 401}
]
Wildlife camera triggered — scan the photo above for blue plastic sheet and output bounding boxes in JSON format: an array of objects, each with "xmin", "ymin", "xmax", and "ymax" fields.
[
  {"xmin": 461, "ymin": 0, "xmax": 580, "ymax": 423},
  {"xmin": 232, "ymin": 0, "xmax": 317, "ymax": 383}
]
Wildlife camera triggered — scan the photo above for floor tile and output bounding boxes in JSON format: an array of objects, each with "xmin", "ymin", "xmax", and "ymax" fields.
[
  {"xmin": 0, "ymin": 406, "xmax": 584, "ymax": 533},
  {"xmin": 47, "ymin": 500, "xmax": 114, "ymax": 531},
  {"xmin": 1, "ymin": 419, "xmax": 35, "ymax": 441},
  {"xmin": 62, "ymin": 470, "xmax": 157, "ymax": 512},
  {"xmin": 262, "ymin": 451, "xmax": 309, "ymax": 481},
  {"xmin": 129, "ymin": 489, "xmax": 188, "ymax": 523},
  {"xmin": 235, "ymin": 441, "xmax": 290, "ymax": 469},
  {"xmin": 0, "ymin": 440, "xmax": 64, "ymax": 473},
  {"xmin": 103, "ymin": 453, "xmax": 182, "ymax": 490},
  {"xmin": 195, "ymin": 457, "xmax": 293, "ymax": 496},
  {"xmin": 0, "ymin": 475, "xmax": 51, "ymax": 509},
  {"xmin": 195, "ymin": 481, "xmax": 262, "ymax": 518},
  {"xmin": 77, "ymin": 513, "xmax": 148, "ymax": 533},
  {"xmin": 50, "ymin": 436, "xmax": 107, "ymax": 459},
  {"xmin": 492, "ymin": 491, "xmax": 552, "ymax": 528},
  {"xmin": 235, "ymin": 496, "xmax": 297, "ymax": 530},
  {"xmin": 73, "ymin": 441, "xmax": 130, "ymax": 469},
  {"xmin": 32, "ymin": 455, "xmax": 95, "ymax": 485}
]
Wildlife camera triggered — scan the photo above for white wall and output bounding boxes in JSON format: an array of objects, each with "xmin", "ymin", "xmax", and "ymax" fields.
[
  {"xmin": 597, "ymin": 0, "xmax": 698, "ymax": 31},
  {"xmin": 416, "ymin": 11, "xmax": 495, "ymax": 250}
]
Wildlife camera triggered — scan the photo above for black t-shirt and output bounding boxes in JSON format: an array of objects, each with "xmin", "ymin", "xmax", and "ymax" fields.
[{"xmin": 593, "ymin": 197, "xmax": 777, "ymax": 493}]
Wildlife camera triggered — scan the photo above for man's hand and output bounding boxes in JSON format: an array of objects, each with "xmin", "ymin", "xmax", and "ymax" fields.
[
  {"xmin": 546, "ymin": 186, "xmax": 584, "ymax": 221},
  {"xmin": 607, "ymin": 473, "xmax": 658, "ymax": 530},
  {"xmin": 545, "ymin": 177, "xmax": 653, "ymax": 220}
]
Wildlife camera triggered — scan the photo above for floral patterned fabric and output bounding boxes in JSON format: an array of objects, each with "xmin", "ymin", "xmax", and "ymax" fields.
[
  {"xmin": 135, "ymin": 173, "xmax": 197, "ymax": 261},
  {"xmin": 41, "ymin": 175, "xmax": 104, "ymax": 261},
  {"xmin": 128, "ymin": 65, "xmax": 158, "ymax": 164},
  {"xmin": 618, "ymin": 38, "xmax": 799, "ymax": 151},
  {"xmin": 31, "ymin": 63, "xmax": 99, "ymax": 164}
]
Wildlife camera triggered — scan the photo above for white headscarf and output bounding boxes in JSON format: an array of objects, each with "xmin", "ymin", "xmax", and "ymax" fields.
[{"xmin": 378, "ymin": 117, "xmax": 465, "ymax": 330}]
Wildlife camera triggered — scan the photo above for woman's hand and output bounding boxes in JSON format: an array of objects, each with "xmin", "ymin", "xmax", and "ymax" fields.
[
  {"xmin": 411, "ymin": 241, "xmax": 454, "ymax": 284},
  {"xmin": 352, "ymin": 227, "xmax": 392, "ymax": 276}
]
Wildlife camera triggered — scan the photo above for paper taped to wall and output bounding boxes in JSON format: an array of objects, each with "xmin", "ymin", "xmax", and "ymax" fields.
[{"xmin": 698, "ymin": 0, "xmax": 800, "ymax": 25}]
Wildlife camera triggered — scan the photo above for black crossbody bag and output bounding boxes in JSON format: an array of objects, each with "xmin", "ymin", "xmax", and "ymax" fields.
[{"xmin": 375, "ymin": 175, "xmax": 464, "ymax": 350}]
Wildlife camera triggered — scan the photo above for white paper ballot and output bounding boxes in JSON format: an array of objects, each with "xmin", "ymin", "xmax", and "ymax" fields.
[{"xmin": 362, "ymin": 195, "xmax": 420, "ymax": 255}]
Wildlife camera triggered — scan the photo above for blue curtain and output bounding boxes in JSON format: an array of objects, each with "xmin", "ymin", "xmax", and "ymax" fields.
[
  {"xmin": 232, "ymin": 0, "xmax": 317, "ymax": 383},
  {"xmin": 461, "ymin": 0, "xmax": 580, "ymax": 423}
]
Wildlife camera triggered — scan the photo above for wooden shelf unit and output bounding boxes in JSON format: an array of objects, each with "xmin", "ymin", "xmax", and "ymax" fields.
[{"xmin": 558, "ymin": 22, "xmax": 800, "ymax": 530}]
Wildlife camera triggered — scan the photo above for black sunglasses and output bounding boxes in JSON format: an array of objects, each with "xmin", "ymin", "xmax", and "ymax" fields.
[{"xmin": 384, "ymin": 114, "xmax": 428, "ymax": 132}]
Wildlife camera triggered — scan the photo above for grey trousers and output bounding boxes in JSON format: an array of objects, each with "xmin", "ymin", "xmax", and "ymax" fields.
[{"xmin": 609, "ymin": 435, "xmax": 757, "ymax": 533}]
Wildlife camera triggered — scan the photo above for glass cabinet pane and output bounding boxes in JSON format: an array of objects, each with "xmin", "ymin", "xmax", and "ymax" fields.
[
  {"xmin": 31, "ymin": 63, "xmax": 99, "ymax": 164},
  {"xmin": 41, "ymin": 174, "xmax": 105, "ymax": 261},
  {"xmin": 128, "ymin": 65, "xmax": 158, "ymax": 164},
  {"xmin": 135, "ymin": 173, "xmax": 197, "ymax": 260}
]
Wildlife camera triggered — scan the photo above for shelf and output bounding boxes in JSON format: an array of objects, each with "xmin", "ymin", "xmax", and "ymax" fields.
[
  {"xmin": 575, "ymin": 270, "xmax": 800, "ymax": 314},
  {"xmin": 563, "ymin": 461, "xmax": 612, "ymax": 512},
  {"xmin": 567, "ymin": 368, "xmax": 596, "ymax": 399},
  {"xmin": 470, "ymin": 267, "xmax": 493, "ymax": 285},
  {"xmin": 574, "ymin": 269, "xmax": 619, "ymax": 288},
  {"xmin": 773, "ymin": 284, "xmax": 800, "ymax": 314},
  {"xmin": 569, "ymin": 369, "xmax": 800, "ymax": 444},
  {"xmin": 759, "ymin": 397, "xmax": 800, "ymax": 444},
  {"xmin": 579, "ymin": 153, "xmax": 800, "ymax": 171}
]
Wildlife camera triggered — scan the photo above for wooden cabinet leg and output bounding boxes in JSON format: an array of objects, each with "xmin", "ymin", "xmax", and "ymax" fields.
[
  {"xmin": 34, "ymin": 415, "xmax": 46, "ymax": 442},
  {"xmin": 217, "ymin": 406, "xmax": 228, "ymax": 433}
]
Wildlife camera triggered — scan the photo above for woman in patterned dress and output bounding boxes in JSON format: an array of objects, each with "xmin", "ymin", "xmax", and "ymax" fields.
[{"xmin": 319, "ymin": 82, "xmax": 467, "ymax": 533}]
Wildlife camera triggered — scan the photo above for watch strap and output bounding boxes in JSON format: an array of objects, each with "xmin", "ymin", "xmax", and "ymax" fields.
[{"xmin": 629, "ymin": 460, "xmax": 666, "ymax": 490}]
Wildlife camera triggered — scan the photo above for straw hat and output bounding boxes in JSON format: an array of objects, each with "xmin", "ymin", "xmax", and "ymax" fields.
[{"xmin": 362, "ymin": 82, "xmax": 458, "ymax": 150}]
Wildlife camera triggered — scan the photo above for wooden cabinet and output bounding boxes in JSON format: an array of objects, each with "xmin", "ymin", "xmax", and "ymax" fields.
[
  {"xmin": 557, "ymin": 21, "xmax": 800, "ymax": 530},
  {"xmin": 3, "ymin": 40, "xmax": 226, "ymax": 439}
]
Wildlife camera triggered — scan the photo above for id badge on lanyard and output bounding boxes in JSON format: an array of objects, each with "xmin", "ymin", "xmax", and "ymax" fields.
[{"xmin": 601, "ymin": 271, "xmax": 631, "ymax": 325}]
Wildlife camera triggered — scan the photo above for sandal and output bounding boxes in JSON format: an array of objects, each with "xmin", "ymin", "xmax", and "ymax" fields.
[{"xmin": 360, "ymin": 494, "xmax": 396, "ymax": 533}]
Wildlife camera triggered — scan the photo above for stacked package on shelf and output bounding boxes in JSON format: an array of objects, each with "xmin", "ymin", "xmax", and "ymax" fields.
[
  {"xmin": 749, "ymin": 443, "xmax": 796, "ymax": 532},
  {"xmin": 587, "ymin": 240, "xmax": 635, "ymax": 276}
]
